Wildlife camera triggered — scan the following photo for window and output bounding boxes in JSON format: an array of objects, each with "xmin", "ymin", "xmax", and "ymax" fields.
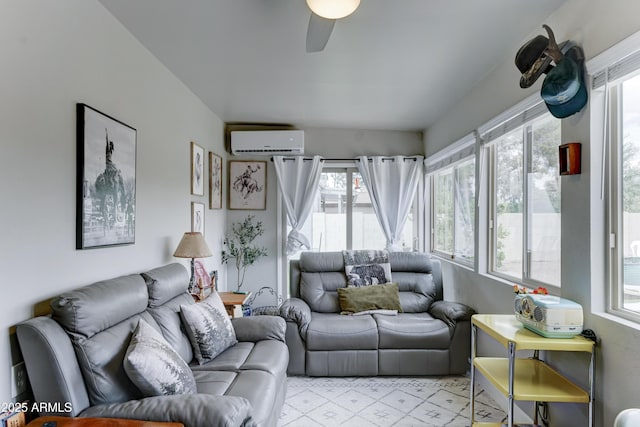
[
  {"xmin": 590, "ymin": 31, "xmax": 640, "ymax": 323},
  {"xmin": 291, "ymin": 165, "xmax": 417, "ymax": 255},
  {"xmin": 488, "ymin": 112, "xmax": 561, "ymax": 288},
  {"xmin": 609, "ymin": 70, "xmax": 640, "ymax": 320},
  {"xmin": 430, "ymin": 157, "xmax": 476, "ymax": 264}
]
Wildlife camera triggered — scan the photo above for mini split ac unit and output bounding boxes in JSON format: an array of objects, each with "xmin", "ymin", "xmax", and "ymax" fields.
[{"xmin": 230, "ymin": 130, "xmax": 304, "ymax": 155}]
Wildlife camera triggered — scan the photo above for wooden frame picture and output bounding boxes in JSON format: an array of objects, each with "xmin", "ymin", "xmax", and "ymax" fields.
[
  {"xmin": 191, "ymin": 202, "xmax": 205, "ymax": 235},
  {"xmin": 228, "ymin": 160, "xmax": 267, "ymax": 210},
  {"xmin": 191, "ymin": 141, "xmax": 205, "ymax": 196},
  {"xmin": 209, "ymin": 152, "xmax": 223, "ymax": 209},
  {"xmin": 76, "ymin": 103, "xmax": 137, "ymax": 249}
]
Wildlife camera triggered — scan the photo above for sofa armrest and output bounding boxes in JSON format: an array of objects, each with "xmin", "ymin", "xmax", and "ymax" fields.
[
  {"xmin": 429, "ymin": 300, "xmax": 475, "ymax": 328},
  {"xmin": 231, "ymin": 315, "xmax": 286, "ymax": 343},
  {"xmin": 279, "ymin": 298, "xmax": 311, "ymax": 339},
  {"xmin": 79, "ymin": 394, "xmax": 255, "ymax": 427}
]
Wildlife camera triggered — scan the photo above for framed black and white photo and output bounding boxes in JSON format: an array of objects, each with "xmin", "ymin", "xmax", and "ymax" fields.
[
  {"xmin": 191, "ymin": 141, "xmax": 205, "ymax": 196},
  {"xmin": 191, "ymin": 202, "xmax": 205, "ymax": 235},
  {"xmin": 209, "ymin": 152, "xmax": 222, "ymax": 209},
  {"xmin": 76, "ymin": 103, "xmax": 136, "ymax": 249},
  {"xmin": 228, "ymin": 160, "xmax": 267, "ymax": 210}
]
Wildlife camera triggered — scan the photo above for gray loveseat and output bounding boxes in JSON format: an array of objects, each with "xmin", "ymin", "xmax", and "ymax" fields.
[
  {"xmin": 16, "ymin": 263, "xmax": 288, "ymax": 427},
  {"xmin": 280, "ymin": 251, "xmax": 474, "ymax": 376}
]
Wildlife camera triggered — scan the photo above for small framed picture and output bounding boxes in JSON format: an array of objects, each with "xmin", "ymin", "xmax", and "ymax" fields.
[
  {"xmin": 193, "ymin": 260, "xmax": 212, "ymax": 300},
  {"xmin": 229, "ymin": 160, "xmax": 267, "ymax": 210},
  {"xmin": 191, "ymin": 141, "xmax": 205, "ymax": 196},
  {"xmin": 191, "ymin": 202, "xmax": 205, "ymax": 235},
  {"xmin": 209, "ymin": 152, "xmax": 223, "ymax": 209},
  {"xmin": 76, "ymin": 103, "xmax": 137, "ymax": 249}
]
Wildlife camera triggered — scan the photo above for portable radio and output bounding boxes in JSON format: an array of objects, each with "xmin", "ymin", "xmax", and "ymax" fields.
[{"xmin": 514, "ymin": 294, "xmax": 583, "ymax": 338}]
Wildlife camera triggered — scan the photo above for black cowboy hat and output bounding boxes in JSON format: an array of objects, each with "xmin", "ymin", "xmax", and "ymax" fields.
[{"xmin": 515, "ymin": 25, "xmax": 567, "ymax": 89}]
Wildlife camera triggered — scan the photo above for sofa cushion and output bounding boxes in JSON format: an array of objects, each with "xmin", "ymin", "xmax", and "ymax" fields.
[
  {"xmin": 337, "ymin": 283, "xmax": 402, "ymax": 314},
  {"xmin": 191, "ymin": 340, "xmax": 289, "ymax": 380},
  {"xmin": 388, "ymin": 251, "xmax": 433, "ymax": 272},
  {"xmin": 224, "ymin": 370, "xmax": 279, "ymax": 426},
  {"xmin": 51, "ymin": 273, "xmax": 149, "ymax": 338},
  {"xmin": 191, "ymin": 342, "xmax": 253, "ymax": 371},
  {"xmin": 306, "ymin": 312, "xmax": 378, "ymax": 350},
  {"xmin": 299, "ymin": 251, "xmax": 346, "ymax": 272},
  {"xmin": 192, "ymin": 370, "xmax": 238, "ymax": 395},
  {"xmin": 50, "ymin": 274, "xmax": 152, "ymax": 405},
  {"xmin": 124, "ymin": 319, "xmax": 197, "ymax": 397},
  {"xmin": 142, "ymin": 263, "xmax": 190, "ymax": 308},
  {"xmin": 146, "ymin": 293, "xmax": 194, "ymax": 363},
  {"xmin": 374, "ymin": 313, "xmax": 451, "ymax": 349},
  {"xmin": 343, "ymin": 250, "xmax": 392, "ymax": 287},
  {"xmin": 394, "ymin": 271, "xmax": 438, "ymax": 312},
  {"xmin": 297, "ymin": 251, "xmax": 441, "ymax": 313},
  {"xmin": 180, "ymin": 292, "xmax": 238, "ymax": 365},
  {"xmin": 300, "ymin": 272, "xmax": 344, "ymax": 312}
]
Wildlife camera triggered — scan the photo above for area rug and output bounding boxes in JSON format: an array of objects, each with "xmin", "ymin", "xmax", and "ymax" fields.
[{"xmin": 278, "ymin": 376, "xmax": 505, "ymax": 426}]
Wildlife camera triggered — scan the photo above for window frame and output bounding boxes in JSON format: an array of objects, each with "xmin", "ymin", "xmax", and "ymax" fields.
[
  {"xmin": 587, "ymin": 27, "xmax": 640, "ymax": 325},
  {"xmin": 608, "ymin": 73, "xmax": 640, "ymax": 324},
  {"xmin": 486, "ymin": 112, "xmax": 562, "ymax": 291},
  {"xmin": 283, "ymin": 161, "xmax": 421, "ymax": 255},
  {"xmin": 429, "ymin": 156, "xmax": 476, "ymax": 267}
]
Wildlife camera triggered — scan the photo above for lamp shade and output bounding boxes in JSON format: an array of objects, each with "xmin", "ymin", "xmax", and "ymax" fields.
[
  {"xmin": 306, "ymin": 0, "xmax": 360, "ymax": 19},
  {"xmin": 173, "ymin": 232, "xmax": 212, "ymax": 258}
]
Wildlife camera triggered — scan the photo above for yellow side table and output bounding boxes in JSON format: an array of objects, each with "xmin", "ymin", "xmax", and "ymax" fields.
[{"xmin": 470, "ymin": 314, "xmax": 595, "ymax": 427}]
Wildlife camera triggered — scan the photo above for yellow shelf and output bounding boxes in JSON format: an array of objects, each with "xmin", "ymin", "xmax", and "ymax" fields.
[
  {"xmin": 472, "ymin": 314, "xmax": 594, "ymax": 352},
  {"xmin": 474, "ymin": 357, "xmax": 590, "ymax": 403}
]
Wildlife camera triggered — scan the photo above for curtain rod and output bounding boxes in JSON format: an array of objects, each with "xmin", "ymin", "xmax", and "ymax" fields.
[
  {"xmin": 269, "ymin": 157, "xmax": 325, "ymax": 162},
  {"xmin": 270, "ymin": 156, "xmax": 420, "ymax": 162}
]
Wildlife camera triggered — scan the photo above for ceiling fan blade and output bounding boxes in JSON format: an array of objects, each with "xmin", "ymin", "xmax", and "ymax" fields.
[{"xmin": 306, "ymin": 12, "xmax": 335, "ymax": 53}]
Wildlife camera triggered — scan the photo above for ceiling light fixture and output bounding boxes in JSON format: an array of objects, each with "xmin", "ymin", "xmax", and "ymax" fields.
[{"xmin": 306, "ymin": 0, "xmax": 361, "ymax": 19}]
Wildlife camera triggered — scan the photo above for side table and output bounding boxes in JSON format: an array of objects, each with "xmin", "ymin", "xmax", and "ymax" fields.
[
  {"xmin": 470, "ymin": 314, "xmax": 595, "ymax": 427},
  {"xmin": 27, "ymin": 417, "xmax": 183, "ymax": 427},
  {"xmin": 218, "ymin": 291, "xmax": 251, "ymax": 318}
]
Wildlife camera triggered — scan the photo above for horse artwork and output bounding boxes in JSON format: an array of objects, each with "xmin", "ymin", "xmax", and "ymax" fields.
[
  {"xmin": 229, "ymin": 160, "xmax": 267, "ymax": 210},
  {"xmin": 94, "ymin": 131, "xmax": 127, "ymax": 235},
  {"xmin": 233, "ymin": 163, "xmax": 263, "ymax": 199},
  {"xmin": 77, "ymin": 104, "xmax": 137, "ymax": 249}
]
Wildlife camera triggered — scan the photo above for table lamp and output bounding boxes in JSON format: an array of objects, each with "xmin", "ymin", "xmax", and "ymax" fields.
[{"xmin": 173, "ymin": 232, "xmax": 212, "ymax": 294}]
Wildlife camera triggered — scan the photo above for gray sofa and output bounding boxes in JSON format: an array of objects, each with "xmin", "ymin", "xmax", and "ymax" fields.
[
  {"xmin": 16, "ymin": 263, "xmax": 288, "ymax": 427},
  {"xmin": 280, "ymin": 251, "xmax": 474, "ymax": 376}
]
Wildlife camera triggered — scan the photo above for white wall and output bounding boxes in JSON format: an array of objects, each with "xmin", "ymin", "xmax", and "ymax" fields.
[
  {"xmin": 303, "ymin": 127, "xmax": 424, "ymax": 158},
  {"xmin": 0, "ymin": 0, "xmax": 227, "ymax": 402},
  {"xmin": 425, "ymin": 1, "xmax": 640, "ymax": 425}
]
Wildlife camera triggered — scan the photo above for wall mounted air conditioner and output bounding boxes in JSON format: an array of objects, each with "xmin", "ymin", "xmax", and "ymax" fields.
[{"xmin": 230, "ymin": 130, "xmax": 304, "ymax": 155}]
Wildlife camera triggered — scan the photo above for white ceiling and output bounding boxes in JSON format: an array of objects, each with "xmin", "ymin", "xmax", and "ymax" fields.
[{"xmin": 98, "ymin": 0, "xmax": 566, "ymax": 132}]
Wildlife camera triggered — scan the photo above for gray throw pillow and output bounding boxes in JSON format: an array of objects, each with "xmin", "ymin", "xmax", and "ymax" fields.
[
  {"xmin": 124, "ymin": 319, "xmax": 197, "ymax": 396},
  {"xmin": 180, "ymin": 292, "xmax": 238, "ymax": 365}
]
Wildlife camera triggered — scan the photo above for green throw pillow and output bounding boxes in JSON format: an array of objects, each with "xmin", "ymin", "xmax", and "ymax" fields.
[{"xmin": 337, "ymin": 283, "xmax": 403, "ymax": 314}]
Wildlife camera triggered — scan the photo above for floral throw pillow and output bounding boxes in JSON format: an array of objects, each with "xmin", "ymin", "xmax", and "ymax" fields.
[
  {"xmin": 180, "ymin": 292, "xmax": 238, "ymax": 365},
  {"xmin": 124, "ymin": 319, "xmax": 197, "ymax": 396}
]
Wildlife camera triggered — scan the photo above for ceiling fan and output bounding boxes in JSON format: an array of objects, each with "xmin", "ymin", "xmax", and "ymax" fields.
[{"xmin": 305, "ymin": 0, "xmax": 361, "ymax": 53}]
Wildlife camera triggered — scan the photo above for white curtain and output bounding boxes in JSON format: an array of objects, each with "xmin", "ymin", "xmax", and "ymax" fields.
[
  {"xmin": 356, "ymin": 155, "xmax": 423, "ymax": 251},
  {"xmin": 273, "ymin": 155, "xmax": 324, "ymax": 255}
]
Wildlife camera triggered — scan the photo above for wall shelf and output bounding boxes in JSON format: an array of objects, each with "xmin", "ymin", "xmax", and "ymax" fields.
[{"xmin": 559, "ymin": 142, "xmax": 581, "ymax": 175}]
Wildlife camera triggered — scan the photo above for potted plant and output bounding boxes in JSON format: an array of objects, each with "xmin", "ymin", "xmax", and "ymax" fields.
[{"xmin": 222, "ymin": 215, "xmax": 268, "ymax": 293}]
